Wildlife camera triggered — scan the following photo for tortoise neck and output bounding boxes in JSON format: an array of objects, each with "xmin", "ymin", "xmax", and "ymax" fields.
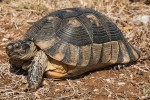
[{"xmin": 21, "ymin": 41, "xmax": 37, "ymax": 60}]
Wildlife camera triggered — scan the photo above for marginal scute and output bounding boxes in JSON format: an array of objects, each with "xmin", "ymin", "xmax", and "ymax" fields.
[
  {"xmin": 91, "ymin": 43, "xmax": 102, "ymax": 64},
  {"xmin": 78, "ymin": 44, "xmax": 91, "ymax": 67},
  {"xmin": 128, "ymin": 44, "xmax": 140, "ymax": 61},
  {"xmin": 101, "ymin": 42, "xmax": 112, "ymax": 63},
  {"xmin": 118, "ymin": 41, "xmax": 130, "ymax": 63},
  {"xmin": 108, "ymin": 41, "xmax": 119, "ymax": 64},
  {"xmin": 64, "ymin": 44, "xmax": 78, "ymax": 66}
]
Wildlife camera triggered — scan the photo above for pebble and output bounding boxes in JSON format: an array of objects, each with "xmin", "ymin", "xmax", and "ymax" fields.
[
  {"xmin": 140, "ymin": 15, "xmax": 149, "ymax": 24},
  {"xmin": 2, "ymin": 38, "xmax": 8, "ymax": 42},
  {"xmin": 4, "ymin": 34, "xmax": 11, "ymax": 39},
  {"xmin": 134, "ymin": 15, "xmax": 150, "ymax": 25},
  {"xmin": 117, "ymin": 82, "xmax": 126, "ymax": 86},
  {"xmin": 93, "ymin": 89, "xmax": 99, "ymax": 92},
  {"xmin": 26, "ymin": 19, "xmax": 36, "ymax": 25},
  {"xmin": 42, "ymin": 80, "xmax": 49, "ymax": 86},
  {"xmin": 0, "ymin": 28, "xmax": 5, "ymax": 33}
]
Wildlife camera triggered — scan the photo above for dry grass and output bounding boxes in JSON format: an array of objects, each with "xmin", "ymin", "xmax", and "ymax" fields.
[{"xmin": 0, "ymin": 0, "xmax": 150, "ymax": 99}]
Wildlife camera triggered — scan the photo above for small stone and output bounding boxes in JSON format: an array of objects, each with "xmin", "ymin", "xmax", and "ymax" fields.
[
  {"xmin": 93, "ymin": 89, "xmax": 99, "ymax": 92},
  {"xmin": 0, "ymin": 28, "xmax": 5, "ymax": 33},
  {"xmin": 4, "ymin": 34, "xmax": 11, "ymax": 39},
  {"xmin": 2, "ymin": 38, "xmax": 8, "ymax": 42},
  {"xmin": 26, "ymin": 19, "xmax": 36, "ymax": 25},
  {"xmin": 140, "ymin": 15, "xmax": 149, "ymax": 24},
  {"xmin": 42, "ymin": 80, "xmax": 49, "ymax": 86},
  {"xmin": 134, "ymin": 15, "xmax": 150, "ymax": 25},
  {"xmin": 117, "ymin": 82, "xmax": 126, "ymax": 86}
]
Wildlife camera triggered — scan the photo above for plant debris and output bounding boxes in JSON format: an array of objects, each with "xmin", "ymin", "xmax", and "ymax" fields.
[{"xmin": 0, "ymin": 0, "xmax": 149, "ymax": 99}]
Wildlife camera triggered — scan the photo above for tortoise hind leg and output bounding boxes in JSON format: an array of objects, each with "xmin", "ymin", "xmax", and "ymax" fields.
[{"xmin": 27, "ymin": 50, "xmax": 48, "ymax": 91}]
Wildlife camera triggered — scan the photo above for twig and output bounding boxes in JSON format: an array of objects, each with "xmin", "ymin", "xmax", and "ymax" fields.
[{"xmin": 57, "ymin": 79, "xmax": 76, "ymax": 99}]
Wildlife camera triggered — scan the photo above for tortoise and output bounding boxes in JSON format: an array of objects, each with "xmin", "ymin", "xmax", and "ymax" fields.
[{"xmin": 6, "ymin": 8, "xmax": 140, "ymax": 91}]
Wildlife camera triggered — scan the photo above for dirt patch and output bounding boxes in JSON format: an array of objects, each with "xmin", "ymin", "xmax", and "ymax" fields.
[{"xmin": 0, "ymin": 0, "xmax": 150, "ymax": 99}]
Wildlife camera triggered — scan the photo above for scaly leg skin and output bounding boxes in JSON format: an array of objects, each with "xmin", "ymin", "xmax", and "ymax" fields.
[{"xmin": 27, "ymin": 50, "xmax": 48, "ymax": 91}]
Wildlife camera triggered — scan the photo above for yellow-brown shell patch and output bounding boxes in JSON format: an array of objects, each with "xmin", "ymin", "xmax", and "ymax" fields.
[
  {"xmin": 67, "ymin": 19, "xmax": 81, "ymax": 27},
  {"xmin": 86, "ymin": 14, "xmax": 100, "ymax": 27}
]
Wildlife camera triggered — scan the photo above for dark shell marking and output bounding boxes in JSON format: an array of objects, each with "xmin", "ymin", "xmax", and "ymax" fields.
[{"xmin": 24, "ymin": 8, "xmax": 140, "ymax": 68}]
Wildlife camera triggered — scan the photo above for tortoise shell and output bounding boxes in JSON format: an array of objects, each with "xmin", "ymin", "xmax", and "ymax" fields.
[{"xmin": 24, "ymin": 8, "xmax": 140, "ymax": 68}]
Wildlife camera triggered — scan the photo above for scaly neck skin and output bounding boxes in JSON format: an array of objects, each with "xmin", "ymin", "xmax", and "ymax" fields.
[{"xmin": 21, "ymin": 42, "xmax": 37, "ymax": 60}]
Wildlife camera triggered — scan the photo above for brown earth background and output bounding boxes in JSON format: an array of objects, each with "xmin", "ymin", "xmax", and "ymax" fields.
[{"xmin": 0, "ymin": 0, "xmax": 150, "ymax": 99}]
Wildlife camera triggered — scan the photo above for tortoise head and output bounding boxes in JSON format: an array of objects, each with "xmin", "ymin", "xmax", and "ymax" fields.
[{"xmin": 6, "ymin": 40, "xmax": 37, "ymax": 60}]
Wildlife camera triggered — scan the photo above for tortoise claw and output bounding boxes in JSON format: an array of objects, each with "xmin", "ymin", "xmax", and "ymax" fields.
[{"xmin": 113, "ymin": 64, "xmax": 127, "ymax": 70}]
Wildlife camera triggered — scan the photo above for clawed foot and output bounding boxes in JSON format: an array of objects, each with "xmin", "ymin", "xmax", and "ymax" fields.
[
  {"xmin": 113, "ymin": 64, "xmax": 127, "ymax": 70},
  {"xmin": 24, "ymin": 84, "xmax": 41, "ymax": 92}
]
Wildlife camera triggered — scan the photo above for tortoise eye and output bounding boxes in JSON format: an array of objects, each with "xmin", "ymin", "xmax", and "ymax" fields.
[
  {"xmin": 22, "ymin": 44, "xmax": 30, "ymax": 50},
  {"xmin": 14, "ymin": 43, "xmax": 21, "ymax": 49}
]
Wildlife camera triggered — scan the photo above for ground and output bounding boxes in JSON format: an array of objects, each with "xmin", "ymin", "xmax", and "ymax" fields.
[{"xmin": 0, "ymin": 0, "xmax": 150, "ymax": 99}]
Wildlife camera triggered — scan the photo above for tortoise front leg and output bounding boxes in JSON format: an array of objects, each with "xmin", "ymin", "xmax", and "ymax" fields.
[{"xmin": 27, "ymin": 50, "xmax": 48, "ymax": 91}]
